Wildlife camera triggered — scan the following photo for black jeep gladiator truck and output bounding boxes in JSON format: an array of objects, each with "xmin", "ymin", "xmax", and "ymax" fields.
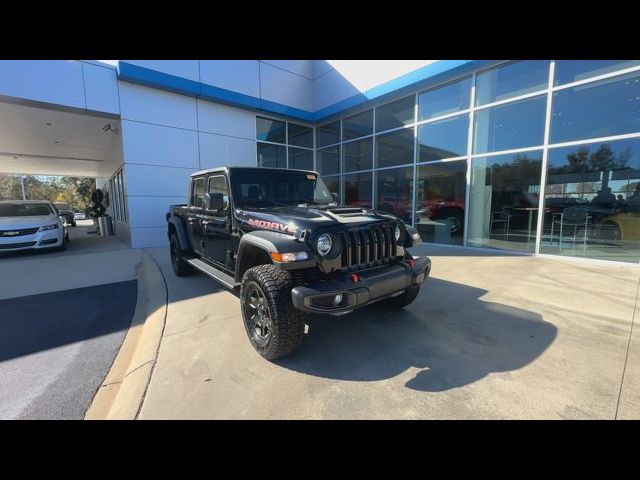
[{"xmin": 167, "ymin": 167, "xmax": 430, "ymax": 360}]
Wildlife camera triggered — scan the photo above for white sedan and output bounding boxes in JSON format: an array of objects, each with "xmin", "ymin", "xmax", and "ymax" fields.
[{"xmin": 0, "ymin": 200, "xmax": 68, "ymax": 252}]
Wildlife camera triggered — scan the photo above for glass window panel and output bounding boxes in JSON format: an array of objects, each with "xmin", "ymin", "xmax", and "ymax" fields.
[
  {"xmin": 376, "ymin": 166, "xmax": 414, "ymax": 223},
  {"xmin": 415, "ymin": 160, "xmax": 467, "ymax": 245},
  {"xmin": 256, "ymin": 117, "xmax": 285, "ymax": 143},
  {"xmin": 473, "ymin": 96, "xmax": 546, "ymax": 154},
  {"xmin": 323, "ymin": 175, "xmax": 341, "ymax": 200},
  {"xmin": 192, "ymin": 177, "xmax": 205, "ymax": 209},
  {"xmin": 376, "ymin": 128, "xmax": 415, "ymax": 169},
  {"xmin": 468, "ymin": 150, "xmax": 542, "ymax": 252},
  {"xmin": 119, "ymin": 170, "xmax": 127, "ymax": 223},
  {"xmin": 316, "ymin": 121, "xmax": 340, "ymax": 147},
  {"xmin": 288, "ymin": 123, "xmax": 313, "ymax": 148},
  {"xmin": 344, "ymin": 171, "xmax": 373, "ymax": 209},
  {"xmin": 344, "ymin": 137, "xmax": 373, "ymax": 173},
  {"xmin": 112, "ymin": 177, "xmax": 120, "ymax": 222},
  {"xmin": 207, "ymin": 175, "xmax": 230, "ymax": 210},
  {"xmin": 113, "ymin": 174, "xmax": 118, "ymax": 221},
  {"xmin": 418, "ymin": 77, "xmax": 472, "ymax": 120},
  {"xmin": 343, "ymin": 109, "xmax": 373, "ymax": 141},
  {"xmin": 257, "ymin": 142, "xmax": 286, "ymax": 169},
  {"xmin": 554, "ymin": 60, "xmax": 640, "ymax": 86},
  {"xmin": 289, "ymin": 147, "xmax": 314, "ymax": 171},
  {"xmin": 550, "ymin": 71, "xmax": 640, "ymax": 144},
  {"xmin": 418, "ymin": 114, "xmax": 469, "ymax": 162},
  {"xmin": 207, "ymin": 175, "xmax": 228, "ymax": 195},
  {"xmin": 476, "ymin": 61, "xmax": 549, "ymax": 106},
  {"xmin": 317, "ymin": 146, "xmax": 340, "ymax": 176},
  {"xmin": 375, "ymin": 95, "xmax": 415, "ymax": 132},
  {"xmin": 541, "ymin": 138, "xmax": 640, "ymax": 263}
]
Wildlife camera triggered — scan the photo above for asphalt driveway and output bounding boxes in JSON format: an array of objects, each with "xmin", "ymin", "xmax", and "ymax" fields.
[{"xmin": 0, "ymin": 281, "xmax": 137, "ymax": 419}]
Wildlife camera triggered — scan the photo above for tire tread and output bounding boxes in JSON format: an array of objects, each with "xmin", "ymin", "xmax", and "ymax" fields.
[{"xmin": 241, "ymin": 264, "xmax": 304, "ymax": 360}]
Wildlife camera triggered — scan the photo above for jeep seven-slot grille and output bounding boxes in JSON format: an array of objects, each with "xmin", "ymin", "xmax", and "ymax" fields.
[{"xmin": 338, "ymin": 224, "xmax": 398, "ymax": 271}]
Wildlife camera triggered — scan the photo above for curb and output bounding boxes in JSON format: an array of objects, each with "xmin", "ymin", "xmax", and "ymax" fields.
[{"xmin": 84, "ymin": 250, "xmax": 167, "ymax": 420}]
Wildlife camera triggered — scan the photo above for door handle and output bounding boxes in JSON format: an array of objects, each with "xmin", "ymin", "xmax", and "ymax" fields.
[
  {"xmin": 187, "ymin": 217, "xmax": 196, "ymax": 223},
  {"xmin": 202, "ymin": 220, "xmax": 211, "ymax": 226}
]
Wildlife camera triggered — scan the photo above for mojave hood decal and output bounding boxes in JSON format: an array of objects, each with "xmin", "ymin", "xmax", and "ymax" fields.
[{"xmin": 246, "ymin": 218, "xmax": 297, "ymax": 234}]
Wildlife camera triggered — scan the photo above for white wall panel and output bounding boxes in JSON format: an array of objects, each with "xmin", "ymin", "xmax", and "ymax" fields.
[
  {"xmin": 311, "ymin": 60, "xmax": 333, "ymax": 79},
  {"xmin": 313, "ymin": 68, "xmax": 363, "ymax": 112},
  {"xmin": 199, "ymin": 132, "xmax": 256, "ymax": 169},
  {"xmin": 260, "ymin": 63, "xmax": 314, "ymax": 112},
  {"xmin": 83, "ymin": 63, "xmax": 120, "ymax": 114},
  {"xmin": 197, "ymin": 99, "xmax": 255, "ymax": 139},
  {"xmin": 119, "ymin": 82, "xmax": 197, "ymax": 129},
  {"xmin": 0, "ymin": 60, "xmax": 85, "ymax": 109},
  {"xmin": 199, "ymin": 60, "xmax": 260, "ymax": 98},
  {"xmin": 125, "ymin": 163, "xmax": 195, "ymax": 197},
  {"xmin": 127, "ymin": 195, "xmax": 185, "ymax": 228},
  {"xmin": 121, "ymin": 120, "xmax": 199, "ymax": 169},
  {"xmin": 261, "ymin": 60, "xmax": 313, "ymax": 79}
]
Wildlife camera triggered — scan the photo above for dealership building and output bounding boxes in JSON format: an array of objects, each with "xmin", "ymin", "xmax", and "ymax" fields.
[{"xmin": 1, "ymin": 59, "xmax": 639, "ymax": 264}]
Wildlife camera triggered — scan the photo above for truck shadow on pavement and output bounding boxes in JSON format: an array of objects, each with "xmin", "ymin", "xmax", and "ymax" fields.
[{"xmin": 277, "ymin": 277, "xmax": 557, "ymax": 392}]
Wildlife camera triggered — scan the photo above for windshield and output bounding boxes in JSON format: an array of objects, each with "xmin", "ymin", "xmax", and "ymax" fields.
[
  {"xmin": 231, "ymin": 170, "xmax": 334, "ymax": 207},
  {"xmin": 0, "ymin": 203, "xmax": 54, "ymax": 217}
]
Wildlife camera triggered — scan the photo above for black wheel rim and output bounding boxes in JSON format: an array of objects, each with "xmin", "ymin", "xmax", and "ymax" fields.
[{"xmin": 243, "ymin": 283, "xmax": 272, "ymax": 346}]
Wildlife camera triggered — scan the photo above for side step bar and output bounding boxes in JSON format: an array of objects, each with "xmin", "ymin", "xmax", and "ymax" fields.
[{"xmin": 186, "ymin": 258, "xmax": 240, "ymax": 289}]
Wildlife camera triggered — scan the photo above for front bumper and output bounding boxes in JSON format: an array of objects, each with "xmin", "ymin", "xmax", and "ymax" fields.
[
  {"xmin": 291, "ymin": 256, "xmax": 431, "ymax": 315},
  {"xmin": 0, "ymin": 229, "xmax": 64, "ymax": 252}
]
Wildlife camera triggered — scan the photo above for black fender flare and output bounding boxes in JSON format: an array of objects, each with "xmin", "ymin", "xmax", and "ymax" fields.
[
  {"xmin": 404, "ymin": 225, "xmax": 422, "ymax": 247},
  {"xmin": 167, "ymin": 216, "xmax": 191, "ymax": 252},
  {"xmin": 235, "ymin": 230, "xmax": 315, "ymax": 282}
]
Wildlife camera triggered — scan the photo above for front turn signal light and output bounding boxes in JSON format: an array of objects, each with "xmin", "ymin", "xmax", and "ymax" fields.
[{"xmin": 270, "ymin": 251, "xmax": 309, "ymax": 262}]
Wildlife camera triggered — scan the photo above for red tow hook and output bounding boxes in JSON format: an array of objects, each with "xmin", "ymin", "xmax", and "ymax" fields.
[
  {"xmin": 408, "ymin": 259, "xmax": 415, "ymax": 268},
  {"xmin": 350, "ymin": 273, "xmax": 359, "ymax": 283}
]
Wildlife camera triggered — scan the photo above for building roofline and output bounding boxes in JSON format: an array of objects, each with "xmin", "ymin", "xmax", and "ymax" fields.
[
  {"xmin": 190, "ymin": 166, "xmax": 319, "ymax": 177},
  {"xmin": 116, "ymin": 60, "xmax": 505, "ymax": 124}
]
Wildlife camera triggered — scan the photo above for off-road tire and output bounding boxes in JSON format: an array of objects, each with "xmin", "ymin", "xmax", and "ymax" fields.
[
  {"xmin": 170, "ymin": 234, "xmax": 194, "ymax": 277},
  {"xmin": 380, "ymin": 284, "xmax": 421, "ymax": 310},
  {"xmin": 240, "ymin": 264, "xmax": 305, "ymax": 360}
]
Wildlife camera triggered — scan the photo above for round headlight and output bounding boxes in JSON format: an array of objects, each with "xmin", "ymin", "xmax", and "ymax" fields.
[
  {"xmin": 395, "ymin": 225, "xmax": 401, "ymax": 241},
  {"xmin": 317, "ymin": 234, "xmax": 333, "ymax": 256}
]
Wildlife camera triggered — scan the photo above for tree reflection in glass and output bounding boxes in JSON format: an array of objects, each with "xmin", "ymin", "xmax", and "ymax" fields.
[{"xmin": 541, "ymin": 139, "xmax": 640, "ymax": 263}]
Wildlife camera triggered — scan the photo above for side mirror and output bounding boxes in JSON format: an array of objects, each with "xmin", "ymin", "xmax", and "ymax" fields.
[
  {"xmin": 205, "ymin": 192, "xmax": 225, "ymax": 211},
  {"xmin": 331, "ymin": 192, "xmax": 339, "ymax": 203}
]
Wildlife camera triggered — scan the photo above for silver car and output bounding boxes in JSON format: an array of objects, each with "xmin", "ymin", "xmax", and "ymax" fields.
[{"xmin": 0, "ymin": 200, "xmax": 69, "ymax": 252}]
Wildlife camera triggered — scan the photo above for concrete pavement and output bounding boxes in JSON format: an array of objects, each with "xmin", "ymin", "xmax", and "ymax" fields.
[
  {"xmin": 0, "ymin": 220, "xmax": 138, "ymax": 300},
  {"xmin": 139, "ymin": 245, "xmax": 640, "ymax": 419}
]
